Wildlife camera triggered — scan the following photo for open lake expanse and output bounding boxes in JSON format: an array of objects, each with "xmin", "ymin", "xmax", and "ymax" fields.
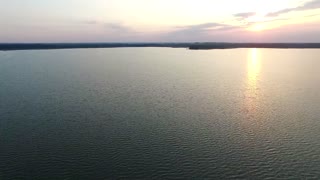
[{"xmin": 1, "ymin": 48, "xmax": 320, "ymax": 179}]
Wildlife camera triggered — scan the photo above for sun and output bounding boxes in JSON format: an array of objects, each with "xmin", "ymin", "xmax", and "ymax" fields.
[
  {"xmin": 245, "ymin": 13, "xmax": 269, "ymax": 32},
  {"xmin": 250, "ymin": 24, "xmax": 266, "ymax": 32}
]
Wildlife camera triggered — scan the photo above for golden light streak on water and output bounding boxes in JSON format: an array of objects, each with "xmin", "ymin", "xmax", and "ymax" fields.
[{"xmin": 244, "ymin": 48, "xmax": 261, "ymax": 118}]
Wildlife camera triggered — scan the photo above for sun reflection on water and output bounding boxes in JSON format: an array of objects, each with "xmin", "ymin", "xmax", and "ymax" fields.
[
  {"xmin": 248, "ymin": 48, "xmax": 261, "ymax": 90},
  {"xmin": 244, "ymin": 48, "xmax": 261, "ymax": 118}
]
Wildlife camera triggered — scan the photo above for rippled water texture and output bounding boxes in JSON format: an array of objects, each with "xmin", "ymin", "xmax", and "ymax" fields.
[{"xmin": 1, "ymin": 48, "xmax": 320, "ymax": 179}]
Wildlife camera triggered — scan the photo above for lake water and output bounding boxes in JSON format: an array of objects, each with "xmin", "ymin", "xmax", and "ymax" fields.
[{"xmin": 1, "ymin": 48, "xmax": 320, "ymax": 179}]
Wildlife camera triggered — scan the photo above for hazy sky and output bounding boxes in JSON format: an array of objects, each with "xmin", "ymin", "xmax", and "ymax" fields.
[{"xmin": 1, "ymin": 0, "xmax": 320, "ymax": 42}]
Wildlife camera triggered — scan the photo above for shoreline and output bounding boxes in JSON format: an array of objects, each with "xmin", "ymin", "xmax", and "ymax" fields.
[{"xmin": 1, "ymin": 43, "xmax": 320, "ymax": 51}]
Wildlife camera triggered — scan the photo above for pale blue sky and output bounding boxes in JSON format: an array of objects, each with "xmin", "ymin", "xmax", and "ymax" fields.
[{"xmin": 1, "ymin": 0, "xmax": 320, "ymax": 42}]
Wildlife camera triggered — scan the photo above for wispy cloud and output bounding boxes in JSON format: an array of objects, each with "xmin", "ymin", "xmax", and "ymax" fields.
[
  {"xmin": 159, "ymin": 22, "xmax": 245, "ymax": 42},
  {"xmin": 80, "ymin": 20, "xmax": 136, "ymax": 34},
  {"xmin": 176, "ymin": 23, "xmax": 241, "ymax": 33},
  {"xmin": 81, "ymin": 20, "xmax": 99, "ymax": 25},
  {"xmin": 267, "ymin": 0, "xmax": 320, "ymax": 17},
  {"xmin": 234, "ymin": 12, "xmax": 256, "ymax": 19},
  {"xmin": 103, "ymin": 23, "xmax": 133, "ymax": 33}
]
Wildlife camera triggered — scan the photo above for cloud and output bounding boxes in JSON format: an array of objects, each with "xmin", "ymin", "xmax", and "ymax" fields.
[
  {"xmin": 81, "ymin": 19, "xmax": 136, "ymax": 34},
  {"xmin": 176, "ymin": 23, "xmax": 241, "ymax": 33},
  {"xmin": 234, "ymin": 12, "xmax": 256, "ymax": 19},
  {"xmin": 80, "ymin": 20, "xmax": 133, "ymax": 33},
  {"xmin": 103, "ymin": 23, "xmax": 133, "ymax": 33},
  {"xmin": 81, "ymin": 20, "xmax": 99, "ymax": 25},
  {"xmin": 258, "ymin": 17, "xmax": 290, "ymax": 24},
  {"xmin": 267, "ymin": 0, "xmax": 320, "ymax": 17},
  {"xmin": 158, "ymin": 22, "xmax": 245, "ymax": 42}
]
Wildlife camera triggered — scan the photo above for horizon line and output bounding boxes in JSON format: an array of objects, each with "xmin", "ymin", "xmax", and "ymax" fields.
[{"xmin": 2, "ymin": 42, "xmax": 320, "ymax": 51}]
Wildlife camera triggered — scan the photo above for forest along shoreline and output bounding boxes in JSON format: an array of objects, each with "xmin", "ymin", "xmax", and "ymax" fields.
[{"xmin": 1, "ymin": 43, "xmax": 320, "ymax": 51}]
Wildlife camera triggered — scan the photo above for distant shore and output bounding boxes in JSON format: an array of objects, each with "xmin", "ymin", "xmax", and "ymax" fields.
[
  {"xmin": 1, "ymin": 43, "xmax": 320, "ymax": 51},
  {"xmin": 189, "ymin": 43, "xmax": 320, "ymax": 50}
]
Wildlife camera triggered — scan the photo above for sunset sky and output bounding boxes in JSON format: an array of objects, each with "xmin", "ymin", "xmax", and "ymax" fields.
[{"xmin": 1, "ymin": 0, "xmax": 320, "ymax": 42}]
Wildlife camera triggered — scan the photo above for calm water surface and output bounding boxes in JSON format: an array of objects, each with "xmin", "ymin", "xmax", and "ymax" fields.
[{"xmin": 1, "ymin": 48, "xmax": 320, "ymax": 179}]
